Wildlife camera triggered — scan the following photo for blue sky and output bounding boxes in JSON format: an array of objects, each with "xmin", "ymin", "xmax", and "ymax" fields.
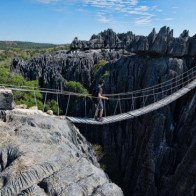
[{"xmin": 0, "ymin": 0, "xmax": 196, "ymax": 44}]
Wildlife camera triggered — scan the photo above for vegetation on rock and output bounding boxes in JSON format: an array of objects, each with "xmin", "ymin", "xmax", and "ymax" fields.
[
  {"xmin": 0, "ymin": 67, "xmax": 42, "ymax": 108},
  {"xmin": 65, "ymin": 81, "xmax": 89, "ymax": 95},
  {"xmin": 93, "ymin": 59, "xmax": 108, "ymax": 74}
]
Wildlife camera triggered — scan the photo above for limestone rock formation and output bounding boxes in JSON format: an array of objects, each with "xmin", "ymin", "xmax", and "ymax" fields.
[
  {"xmin": 8, "ymin": 26, "xmax": 196, "ymax": 196},
  {"xmin": 11, "ymin": 50, "xmax": 123, "ymax": 90},
  {"xmin": 0, "ymin": 108, "xmax": 123, "ymax": 195},
  {"xmin": 71, "ymin": 26, "xmax": 196, "ymax": 57},
  {"xmin": 82, "ymin": 55, "xmax": 196, "ymax": 195}
]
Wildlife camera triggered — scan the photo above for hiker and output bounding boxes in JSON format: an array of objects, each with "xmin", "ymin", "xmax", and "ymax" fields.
[{"xmin": 94, "ymin": 79, "xmax": 108, "ymax": 122}]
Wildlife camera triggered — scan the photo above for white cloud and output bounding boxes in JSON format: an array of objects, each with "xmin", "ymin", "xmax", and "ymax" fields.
[
  {"xmin": 34, "ymin": 0, "xmax": 158, "ymax": 18},
  {"xmin": 33, "ymin": 0, "xmax": 163, "ymax": 25},
  {"xmin": 97, "ymin": 12, "xmax": 111, "ymax": 24},
  {"xmin": 134, "ymin": 6, "xmax": 149, "ymax": 12},
  {"xmin": 83, "ymin": 0, "xmax": 154, "ymax": 17},
  {"xmin": 130, "ymin": 0, "xmax": 138, "ymax": 6},
  {"xmin": 135, "ymin": 16, "xmax": 152, "ymax": 26}
]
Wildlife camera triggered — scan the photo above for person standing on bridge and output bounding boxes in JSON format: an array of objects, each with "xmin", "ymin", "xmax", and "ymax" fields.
[{"xmin": 94, "ymin": 79, "xmax": 108, "ymax": 122}]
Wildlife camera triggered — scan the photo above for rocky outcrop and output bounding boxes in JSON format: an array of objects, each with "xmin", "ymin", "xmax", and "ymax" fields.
[
  {"xmin": 93, "ymin": 55, "xmax": 193, "ymax": 95},
  {"xmin": 80, "ymin": 55, "xmax": 196, "ymax": 196},
  {"xmin": 11, "ymin": 50, "xmax": 123, "ymax": 90},
  {"xmin": 0, "ymin": 107, "xmax": 123, "ymax": 195},
  {"xmin": 0, "ymin": 90, "xmax": 14, "ymax": 110},
  {"xmin": 71, "ymin": 26, "xmax": 196, "ymax": 57}
]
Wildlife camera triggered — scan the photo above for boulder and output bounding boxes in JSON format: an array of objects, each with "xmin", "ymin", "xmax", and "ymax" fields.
[
  {"xmin": 46, "ymin": 110, "xmax": 53, "ymax": 115},
  {"xmin": 0, "ymin": 89, "xmax": 14, "ymax": 110}
]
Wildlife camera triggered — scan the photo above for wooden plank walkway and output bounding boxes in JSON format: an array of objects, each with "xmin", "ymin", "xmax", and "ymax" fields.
[{"xmin": 66, "ymin": 78, "xmax": 196, "ymax": 125}]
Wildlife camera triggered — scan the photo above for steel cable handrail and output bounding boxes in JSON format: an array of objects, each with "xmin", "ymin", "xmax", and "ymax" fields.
[
  {"xmin": 113, "ymin": 75, "xmax": 195, "ymax": 100},
  {"xmin": 105, "ymin": 66, "xmax": 196, "ymax": 96},
  {"xmin": 0, "ymin": 69, "xmax": 195, "ymax": 102},
  {"xmin": 0, "ymin": 66, "xmax": 195, "ymax": 101},
  {"xmin": 1, "ymin": 66, "xmax": 195, "ymax": 94}
]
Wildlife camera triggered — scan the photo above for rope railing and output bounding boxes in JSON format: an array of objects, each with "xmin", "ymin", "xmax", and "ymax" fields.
[
  {"xmin": 112, "ymin": 71, "xmax": 196, "ymax": 100},
  {"xmin": 0, "ymin": 66, "xmax": 195, "ymax": 100},
  {"xmin": 105, "ymin": 66, "xmax": 196, "ymax": 97},
  {"xmin": 0, "ymin": 66, "xmax": 195, "ymax": 122}
]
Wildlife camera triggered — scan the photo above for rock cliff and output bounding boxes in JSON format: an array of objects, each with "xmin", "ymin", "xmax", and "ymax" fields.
[
  {"xmin": 80, "ymin": 55, "xmax": 196, "ymax": 195},
  {"xmin": 0, "ymin": 91, "xmax": 123, "ymax": 196},
  {"xmin": 12, "ymin": 50, "xmax": 123, "ymax": 90}
]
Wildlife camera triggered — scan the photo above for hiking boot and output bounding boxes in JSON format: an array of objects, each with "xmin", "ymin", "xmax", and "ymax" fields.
[
  {"xmin": 94, "ymin": 116, "xmax": 99, "ymax": 121},
  {"xmin": 98, "ymin": 117, "xmax": 103, "ymax": 122}
]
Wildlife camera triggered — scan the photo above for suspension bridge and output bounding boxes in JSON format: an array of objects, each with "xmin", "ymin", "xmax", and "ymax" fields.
[{"xmin": 0, "ymin": 66, "xmax": 196, "ymax": 125}]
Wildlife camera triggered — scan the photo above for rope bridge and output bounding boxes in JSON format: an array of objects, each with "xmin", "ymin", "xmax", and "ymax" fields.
[{"xmin": 0, "ymin": 66, "xmax": 196, "ymax": 125}]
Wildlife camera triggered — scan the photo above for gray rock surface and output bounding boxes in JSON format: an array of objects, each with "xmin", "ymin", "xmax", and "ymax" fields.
[
  {"xmin": 0, "ymin": 108, "xmax": 123, "ymax": 196},
  {"xmin": 71, "ymin": 26, "xmax": 196, "ymax": 57},
  {"xmin": 11, "ymin": 50, "xmax": 123, "ymax": 90},
  {"xmin": 81, "ymin": 55, "xmax": 196, "ymax": 196},
  {"xmin": 0, "ymin": 90, "xmax": 14, "ymax": 110},
  {"xmin": 9, "ymin": 26, "xmax": 196, "ymax": 196}
]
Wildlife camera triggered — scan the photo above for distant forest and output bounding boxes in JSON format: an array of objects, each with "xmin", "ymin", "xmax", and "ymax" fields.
[
  {"xmin": 0, "ymin": 41, "xmax": 70, "ymax": 113},
  {"xmin": 0, "ymin": 41, "xmax": 58, "ymax": 50}
]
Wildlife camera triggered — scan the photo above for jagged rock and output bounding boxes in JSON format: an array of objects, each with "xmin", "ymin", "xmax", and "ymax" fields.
[
  {"xmin": 0, "ymin": 109, "xmax": 123, "ymax": 196},
  {"xmin": 82, "ymin": 55, "xmax": 196, "ymax": 196},
  {"xmin": 0, "ymin": 90, "xmax": 14, "ymax": 110},
  {"xmin": 130, "ymin": 36, "xmax": 149, "ymax": 53},
  {"xmin": 71, "ymin": 26, "xmax": 196, "ymax": 57},
  {"xmin": 11, "ymin": 50, "xmax": 123, "ymax": 91},
  {"xmin": 167, "ymin": 30, "xmax": 189, "ymax": 56},
  {"xmin": 148, "ymin": 28, "xmax": 157, "ymax": 46},
  {"xmin": 189, "ymin": 34, "xmax": 196, "ymax": 56},
  {"xmin": 71, "ymin": 29, "xmax": 121, "ymax": 50}
]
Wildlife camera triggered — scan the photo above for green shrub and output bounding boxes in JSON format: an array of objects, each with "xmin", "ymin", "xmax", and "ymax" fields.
[
  {"xmin": 44, "ymin": 99, "xmax": 62, "ymax": 115},
  {"xmin": 0, "ymin": 67, "xmax": 43, "ymax": 109},
  {"xmin": 92, "ymin": 144, "xmax": 107, "ymax": 171},
  {"xmin": 65, "ymin": 81, "xmax": 89, "ymax": 95},
  {"xmin": 14, "ymin": 91, "xmax": 43, "ymax": 109},
  {"xmin": 101, "ymin": 70, "xmax": 110, "ymax": 80},
  {"xmin": 93, "ymin": 59, "xmax": 107, "ymax": 74},
  {"xmin": 0, "ymin": 68, "xmax": 9, "ymax": 84}
]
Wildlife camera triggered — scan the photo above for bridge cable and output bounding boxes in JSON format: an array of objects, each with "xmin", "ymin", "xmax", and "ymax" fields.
[
  {"xmin": 65, "ymin": 93, "xmax": 71, "ymax": 117},
  {"xmin": 33, "ymin": 89, "xmax": 38, "ymax": 109},
  {"xmin": 56, "ymin": 91, "xmax": 59, "ymax": 116},
  {"xmin": 43, "ymin": 92, "xmax": 48, "ymax": 112}
]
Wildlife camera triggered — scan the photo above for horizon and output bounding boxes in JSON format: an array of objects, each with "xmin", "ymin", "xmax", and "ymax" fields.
[{"xmin": 0, "ymin": 0, "xmax": 196, "ymax": 44}]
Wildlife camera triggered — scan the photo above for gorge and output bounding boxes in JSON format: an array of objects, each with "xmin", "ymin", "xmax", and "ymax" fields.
[{"xmin": 2, "ymin": 26, "xmax": 196, "ymax": 195}]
